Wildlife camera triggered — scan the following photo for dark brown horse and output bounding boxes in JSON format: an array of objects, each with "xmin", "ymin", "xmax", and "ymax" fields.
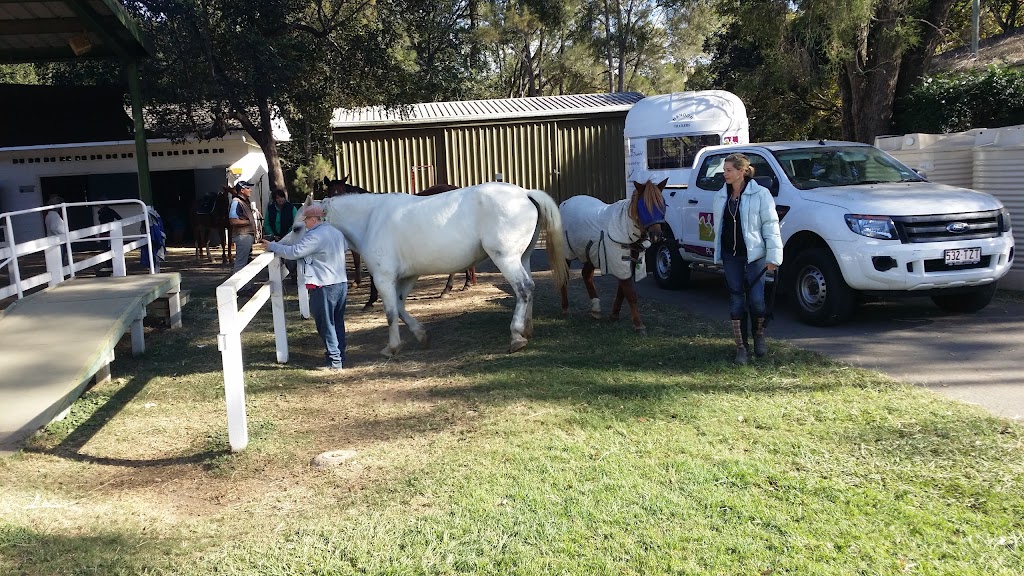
[
  {"xmin": 418, "ymin": 184, "xmax": 476, "ymax": 296},
  {"xmin": 323, "ymin": 176, "xmax": 370, "ymax": 286},
  {"xmin": 193, "ymin": 186, "xmax": 232, "ymax": 263}
]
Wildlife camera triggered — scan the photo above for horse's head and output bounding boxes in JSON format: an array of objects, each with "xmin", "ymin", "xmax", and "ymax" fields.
[
  {"xmin": 278, "ymin": 196, "xmax": 321, "ymax": 245},
  {"xmin": 323, "ymin": 175, "xmax": 372, "ymax": 197},
  {"xmin": 630, "ymin": 179, "xmax": 668, "ymax": 245}
]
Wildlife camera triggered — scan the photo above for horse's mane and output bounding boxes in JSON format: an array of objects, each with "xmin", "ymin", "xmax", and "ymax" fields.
[
  {"xmin": 628, "ymin": 180, "xmax": 666, "ymax": 225},
  {"xmin": 324, "ymin": 175, "xmax": 372, "ymax": 197},
  {"xmin": 418, "ymin": 184, "xmax": 460, "ymax": 196}
]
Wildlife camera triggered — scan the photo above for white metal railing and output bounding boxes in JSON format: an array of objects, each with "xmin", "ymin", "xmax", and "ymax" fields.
[
  {"xmin": 216, "ymin": 251, "xmax": 310, "ymax": 452},
  {"xmin": 0, "ymin": 200, "xmax": 155, "ymax": 300}
]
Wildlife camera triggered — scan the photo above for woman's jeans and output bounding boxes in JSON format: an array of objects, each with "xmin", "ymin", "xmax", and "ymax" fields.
[
  {"xmin": 310, "ymin": 282, "xmax": 348, "ymax": 368},
  {"xmin": 722, "ymin": 254, "xmax": 767, "ymax": 320}
]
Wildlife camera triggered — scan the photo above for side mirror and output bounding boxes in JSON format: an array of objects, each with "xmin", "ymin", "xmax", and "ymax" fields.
[{"xmin": 914, "ymin": 169, "xmax": 928, "ymax": 180}]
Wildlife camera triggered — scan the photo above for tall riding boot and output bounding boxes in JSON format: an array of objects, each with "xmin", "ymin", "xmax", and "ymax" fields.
[
  {"xmin": 731, "ymin": 319, "xmax": 748, "ymax": 365},
  {"xmin": 753, "ymin": 317, "xmax": 767, "ymax": 357}
]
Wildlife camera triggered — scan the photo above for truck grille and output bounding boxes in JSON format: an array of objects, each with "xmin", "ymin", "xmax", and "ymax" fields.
[{"xmin": 892, "ymin": 210, "xmax": 1001, "ymax": 244}]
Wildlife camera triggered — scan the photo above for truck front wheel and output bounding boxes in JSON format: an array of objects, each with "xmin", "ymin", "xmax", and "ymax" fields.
[
  {"xmin": 791, "ymin": 248, "xmax": 857, "ymax": 326},
  {"xmin": 931, "ymin": 282, "xmax": 997, "ymax": 313},
  {"xmin": 652, "ymin": 232, "xmax": 691, "ymax": 290}
]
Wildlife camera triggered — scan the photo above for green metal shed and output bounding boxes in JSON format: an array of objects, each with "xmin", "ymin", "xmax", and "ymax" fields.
[{"xmin": 330, "ymin": 92, "xmax": 645, "ymax": 204}]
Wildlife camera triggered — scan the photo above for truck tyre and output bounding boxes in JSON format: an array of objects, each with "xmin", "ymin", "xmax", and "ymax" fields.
[
  {"xmin": 931, "ymin": 282, "xmax": 997, "ymax": 313},
  {"xmin": 791, "ymin": 248, "xmax": 856, "ymax": 326},
  {"xmin": 652, "ymin": 231, "xmax": 690, "ymax": 289}
]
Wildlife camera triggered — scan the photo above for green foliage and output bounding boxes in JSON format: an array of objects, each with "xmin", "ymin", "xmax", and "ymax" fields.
[
  {"xmin": 0, "ymin": 63, "xmax": 41, "ymax": 84},
  {"xmin": 895, "ymin": 66, "xmax": 1024, "ymax": 133},
  {"xmin": 292, "ymin": 154, "xmax": 335, "ymax": 199}
]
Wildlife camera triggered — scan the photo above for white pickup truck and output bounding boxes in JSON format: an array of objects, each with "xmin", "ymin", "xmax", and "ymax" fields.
[{"xmin": 649, "ymin": 140, "xmax": 1015, "ymax": 326}]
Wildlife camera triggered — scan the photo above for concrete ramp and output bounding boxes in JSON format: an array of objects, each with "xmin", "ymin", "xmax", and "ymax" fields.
[{"xmin": 0, "ymin": 273, "xmax": 182, "ymax": 452}]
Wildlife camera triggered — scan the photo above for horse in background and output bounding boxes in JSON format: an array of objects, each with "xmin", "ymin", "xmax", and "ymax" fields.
[
  {"xmin": 193, "ymin": 186, "xmax": 233, "ymax": 263},
  {"xmin": 284, "ymin": 182, "xmax": 569, "ymax": 356},
  {"xmin": 418, "ymin": 184, "xmax": 477, "ymax": 296},
  {"xmin": 323, "ymin": 176, "xmax": 370, "ymax": 286},
  {"xmin": 558, "ymin": 179, "xmax": 667, "ymax": 335}
]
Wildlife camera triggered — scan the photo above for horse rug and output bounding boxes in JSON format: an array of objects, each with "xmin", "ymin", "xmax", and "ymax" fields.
[{"xmin": 560, "ymin": 196, "xmax": 645, "ymax": 282}]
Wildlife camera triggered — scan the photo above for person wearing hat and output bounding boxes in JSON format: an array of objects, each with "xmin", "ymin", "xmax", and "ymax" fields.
[
  {"xmin": 228, "ymin": 180, "xmax": 256, "ymax": 288},
  {"xmin": 261, "ymin": 204, "xmax": 349, "ymax": 370}
]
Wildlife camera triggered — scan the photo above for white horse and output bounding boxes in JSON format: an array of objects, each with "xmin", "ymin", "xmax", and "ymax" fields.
[{"xmin": 285, "ymin": 182, "xmax": 569, "ymax": 357}]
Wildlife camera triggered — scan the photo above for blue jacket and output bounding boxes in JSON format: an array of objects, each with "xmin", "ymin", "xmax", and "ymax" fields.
[
  {"xmin": 267, "ymin": 222, "xmax": 348, "ymax": 287},
  {"xmin": 712, "ymin": 179, "xmax": 783, "ymax": 266}
]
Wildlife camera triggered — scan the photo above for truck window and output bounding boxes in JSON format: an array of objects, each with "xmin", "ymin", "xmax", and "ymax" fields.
[
  {"xmin": 646, "ymin": 134, "xmax": 721, "ymax": 170},
  {"xmin": 695, "ymin": 153, "xmax": 779, "ymax": 196}
]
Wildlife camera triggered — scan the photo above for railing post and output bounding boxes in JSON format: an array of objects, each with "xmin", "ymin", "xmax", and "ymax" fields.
[
  {"xmin": 44, "ymin": 244, "xmax": 64, "ymax": 287},
  {"xmin": 111, "ymin": 223, "xmax": 127, "ymax": 277},
  {"xmin": 217, "ymin": 283, "xmax": 249, "ymax": 452}
]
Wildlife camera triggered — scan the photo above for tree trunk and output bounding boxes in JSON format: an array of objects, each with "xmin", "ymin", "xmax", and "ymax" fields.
[
  {"xmin": 838, "ymin": 5, "xmax": 903, "ymax": 143},
  {"xmin": 893, "ymin": 0, "xmax": 958, "ymax": 109},
  {"xmin": 255, "ymin": 94, "xmax": 287, "ymax": 192}
]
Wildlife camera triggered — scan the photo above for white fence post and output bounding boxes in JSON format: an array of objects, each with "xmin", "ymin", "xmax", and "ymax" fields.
[
  {"xmin": 269, "ymin": 258, "xmax": 289, "ymax": 363},
  {"xmin": 217, "ymin": 282, "xmax": 249, "ymax": 452}
]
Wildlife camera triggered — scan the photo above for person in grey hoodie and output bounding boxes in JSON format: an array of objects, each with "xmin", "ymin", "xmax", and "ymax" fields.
[
  {"xmin": 712, "ymin": 153, "xmax": 783, "ymax": 365},
  {"xmin": 261, "ymin": 204, "xmax": 349, "ymax": 370}
]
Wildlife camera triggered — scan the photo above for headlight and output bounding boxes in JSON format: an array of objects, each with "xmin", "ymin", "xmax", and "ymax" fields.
[
  {"xmin": 999, "ymin": 208, "xmax": 1012, "ymax": 233},
  {"xmin": 845, "ymin": 215, "xmax": 898, "ymax": 240}
]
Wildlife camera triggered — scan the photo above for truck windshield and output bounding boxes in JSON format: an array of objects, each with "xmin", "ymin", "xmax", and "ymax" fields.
[{"xmin": 772, "ymin": 146, "xmax": 925, "ymax": 190}]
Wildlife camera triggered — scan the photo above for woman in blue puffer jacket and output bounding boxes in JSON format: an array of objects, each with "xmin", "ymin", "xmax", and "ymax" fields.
[{"xmin": 712, "ymin": 153, "xmax": 783, "ymax": 365}]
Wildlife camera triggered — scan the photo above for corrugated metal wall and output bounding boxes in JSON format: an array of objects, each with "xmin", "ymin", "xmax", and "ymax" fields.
[
  {"xmin": 554, "ymin": 118, "xmax": 627, "ymax": 203},
  {"xmin": 335, "ymin": 130, "xmax": 439, "ymax": 193},
  {"xmin": 333, "ymin": 114, "xmax": 627, "ymax": 203}
]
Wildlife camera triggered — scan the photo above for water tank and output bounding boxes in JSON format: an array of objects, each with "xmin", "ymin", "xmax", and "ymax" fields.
[
  {"xmin": 875, "ymin": 129, "xmax": 983, "ymax": 189},
  {"xmin": 973, "ymin": 126, "xmax": 1024, "ymax": 281}
]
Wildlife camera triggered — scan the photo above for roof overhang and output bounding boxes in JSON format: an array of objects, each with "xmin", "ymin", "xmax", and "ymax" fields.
[{"xmin": 0, "ymin": 0, "xmax": 154, "ymax": 64}]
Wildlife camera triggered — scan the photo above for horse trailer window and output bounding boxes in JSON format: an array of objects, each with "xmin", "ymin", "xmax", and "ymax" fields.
[{"xmin": 646, "ymin": 134, "xmax": 721, "ymax": 170}]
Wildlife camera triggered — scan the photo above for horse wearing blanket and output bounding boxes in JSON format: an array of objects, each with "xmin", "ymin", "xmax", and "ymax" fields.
[
  {"xmin": 558, "ymin": 179, "xmax": 667, "ymax": 335},
  {"xmin": 286, "ymin": 182, "xmax": 569, "ymax": 356}
]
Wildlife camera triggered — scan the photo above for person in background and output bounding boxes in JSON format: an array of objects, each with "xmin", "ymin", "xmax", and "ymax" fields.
[
  {"xmin": 228, "ymin": 180, "xmax": 256, "ymax": 291},
  {"xmin": 44, "ymin": 195, "xmax": 69, "ymax": 266},
  {"xmin": 264, "ymin": 188, "xmax": 298, "ymax": 282},
  {"xmin": 712, "ymin": 153, "xmax": 783, "ymax": 365},
  {"xmin": 261, "ymin": 204, "xmax": 348, "ymax": 370}
]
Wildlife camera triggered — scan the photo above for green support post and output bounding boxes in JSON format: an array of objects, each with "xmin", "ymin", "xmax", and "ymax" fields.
[{"xmin": 126, "ymin": 59, "xmax": 153, "ymax": 204}]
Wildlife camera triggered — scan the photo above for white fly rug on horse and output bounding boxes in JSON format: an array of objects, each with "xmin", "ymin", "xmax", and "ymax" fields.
[{"xmin": 560, "ymin": 196, "xmax": 647, "ymax": 282}]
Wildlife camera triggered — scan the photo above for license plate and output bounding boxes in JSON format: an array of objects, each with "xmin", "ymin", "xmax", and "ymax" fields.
[{"xmin": 944, "ymin": 247, "xmax": 981, "ymax": 266}]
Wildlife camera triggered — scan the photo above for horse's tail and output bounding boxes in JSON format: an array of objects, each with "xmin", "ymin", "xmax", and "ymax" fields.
[{"xmin": 527, "ymin": 189, "xmax": 569, "ymax": 290}]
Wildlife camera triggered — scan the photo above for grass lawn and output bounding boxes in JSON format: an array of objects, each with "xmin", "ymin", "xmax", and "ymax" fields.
[{"xmin": 1, "ymin": 249, "xmax": 1021, "ymax": 575}]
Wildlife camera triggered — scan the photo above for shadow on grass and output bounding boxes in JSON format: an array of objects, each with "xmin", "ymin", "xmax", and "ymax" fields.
[
  {"xmin": 24, "ymin": 372, "xmax": 227, "ymax": 467},
  {"xmin": 0, "ymin": 525, "xmax": 169, "ymax": 574}
]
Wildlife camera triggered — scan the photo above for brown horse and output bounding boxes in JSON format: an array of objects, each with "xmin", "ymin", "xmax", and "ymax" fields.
[
  {"xmin": 418, "ymin": 184, "xmax": 476, "ymax": 296},
  {"xmin": 558, "ymin": 179, "xmax": 667, "ymax": 335},
  {"xmin": 193, "ymin": 186, "xmax": 233, "ymax": 263},
  {"xmin": 323, "ymin": 176, "xmax": 370, "ymax": 286}
]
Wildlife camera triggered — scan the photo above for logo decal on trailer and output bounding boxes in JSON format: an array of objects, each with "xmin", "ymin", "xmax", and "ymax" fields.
[{"xmin": 698, "ymin": 212, "xmax": 715, "ymax": 242}]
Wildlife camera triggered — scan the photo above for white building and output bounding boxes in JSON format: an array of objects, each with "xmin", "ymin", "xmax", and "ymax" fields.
[{"xmin": 0, "ymin": 84, "xmax": 287, "ymax": 245}]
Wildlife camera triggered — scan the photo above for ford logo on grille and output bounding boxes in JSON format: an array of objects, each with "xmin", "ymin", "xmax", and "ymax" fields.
[{"xmin": 947, "ymin": 222, "xmax": 970, "ymax": 233}]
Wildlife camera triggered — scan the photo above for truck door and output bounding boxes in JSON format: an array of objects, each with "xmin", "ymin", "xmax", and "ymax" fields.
[{"xmin": 686, "ymin": 152, "xmax": 782, "ymax": 261}]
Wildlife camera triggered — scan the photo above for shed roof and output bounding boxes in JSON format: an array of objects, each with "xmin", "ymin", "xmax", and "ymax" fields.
[
  {"xmin": 331, "ymin": 92, "xmax": 645, "ymax": 129},
  {"xmin": 0, "ymin": 0, "xmax": 153, "ymax": 63}
]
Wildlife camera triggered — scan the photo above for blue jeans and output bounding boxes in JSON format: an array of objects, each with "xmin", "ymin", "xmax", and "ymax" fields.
[
  {"xmin": 310, "ymin": 282, "xmax": 348, "ymax": 368},
  {"xmin": 232, "ymin": 233, "xmax": 254, "ymax": 274},
  {"xmin": 723, "ymin": 254, "xmax": 767, "ymax": 320}
]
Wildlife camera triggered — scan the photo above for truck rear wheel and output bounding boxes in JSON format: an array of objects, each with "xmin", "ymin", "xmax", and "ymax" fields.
[
  {"xmin": 931, "ymin": 282, "xmax": 997, "ymax": 313},
  {"xmin": 652, "ymin": 231, "xmax": 690, "ymax": 289},
  {"xmin": 791, "ymin": 248, "xmax": 856, "ymax": 326}
]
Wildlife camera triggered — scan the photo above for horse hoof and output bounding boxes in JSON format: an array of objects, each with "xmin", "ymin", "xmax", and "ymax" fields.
[
  {"xmin": 509, "ymin": 337, "xmax": 529, "ymax": 353},
  {"xmin": 590, "ymin": 311, "xmax": 601, "ymax": 320},
  {"xmin": 610, "ymin": 314, "xmax": 620, "ymax": 322},
  {"xmin": 417, "ymin": 332, "xmax": 431, "ymax": 348},
  {"xmin": 440, "ymin": 291, "xmax": 452, "ymax": 299},
  {"xmin": 635, "ymin": 326, "xmax": 648, "ymax": 337},
  {"xmin": 379, "ymin": 346, "xmax": 396, "ymax": 358},
  {"xmin": 361, "ymin": 303, "xmax": 374, "ymax": 312}
]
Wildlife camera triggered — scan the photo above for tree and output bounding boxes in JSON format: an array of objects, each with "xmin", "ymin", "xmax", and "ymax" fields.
[{"xmin": 121, "ymin": 0, "xmax": 412, "ymax": 192}]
